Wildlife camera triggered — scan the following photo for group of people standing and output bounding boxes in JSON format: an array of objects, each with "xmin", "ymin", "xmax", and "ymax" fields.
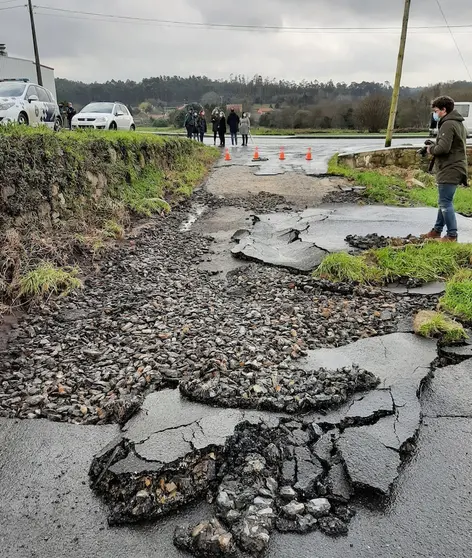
[
  {"xmin": 184, "ymin": 107, "xmax": 251, "ymax": 147},
  {"xmin": 184, "ymin": 110, "xmax": 207, "ymax": 142}
]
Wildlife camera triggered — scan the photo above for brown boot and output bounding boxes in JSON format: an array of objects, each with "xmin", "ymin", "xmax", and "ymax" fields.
[
  {"xmin": 439, "ymin": 235, "xmax": 458, "ymax": 243},
  {"xmin": 420, "ymin": 229, "xmax": 441, "ymax": 239}
]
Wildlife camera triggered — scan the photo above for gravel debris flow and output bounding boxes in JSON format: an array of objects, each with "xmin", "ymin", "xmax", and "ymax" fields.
[{"xmin": 0, "ymin": 189, "xmax": 440, "ymax": 424}]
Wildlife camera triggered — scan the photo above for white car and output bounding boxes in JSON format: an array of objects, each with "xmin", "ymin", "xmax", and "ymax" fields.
[
  {"xmin": 0, "ymin": 79, "xmax": 62, "ymax": 129},
  {"xmin": 71, "ymin": 102, "xmax": 135, "ymax": 131}
]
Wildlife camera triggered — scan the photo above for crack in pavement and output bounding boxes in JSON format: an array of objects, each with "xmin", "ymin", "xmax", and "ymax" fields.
[{"xmin": 133, "ymin": 418, "xmax": 205, "ymax": 447}]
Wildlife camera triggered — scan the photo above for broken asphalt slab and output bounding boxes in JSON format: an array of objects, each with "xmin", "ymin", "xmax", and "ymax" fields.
[
  {"xmin": 422, "ymin": 360, "xmax": 472, "ymax": 419},
  {"xmin": 266, "ymin": 417, "xmax": 472, "ymax": 558},
  {"xmin": 2, "ymin": 333, "xmax": 471, "ymax": 557},
  {"xmin": 230, "ymin": 206, "xmax": 472, "ymax": 271},
  {"xmin": 303, "ymin": 333, "xmax": 437, "ymax": 455},
  {"xmin": 87, "ymin": 332, "xmax": 444, "ymax": 556}
]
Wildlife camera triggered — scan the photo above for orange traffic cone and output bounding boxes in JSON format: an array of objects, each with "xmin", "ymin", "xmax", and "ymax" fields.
[
  {"xmin": 224, "ymin": 148, "xmax": 231, "ymax": 161},
  {"xmin": 253, "ymin": 147, "xmax": 260, "ymax": 161},
  {"xmin": 279, "ymin": 147, "xmax": 285, "ymax": 161},
  {"xmin": 306, "ymin": 147, "xmax": 313, "ymax": 161}
]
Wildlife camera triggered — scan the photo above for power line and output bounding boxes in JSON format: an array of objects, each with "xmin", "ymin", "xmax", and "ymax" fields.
[
  {"xmin": 31, "ymin": 10, "xmax": 472, "ymax": 34},
  {"xmin": 33, "ymin": 5, "xmax": 472, "ymax": 33},
  {"xmin": 32, "ymin": 10, "xmax": 472, "ymax": 35},
  {"xmin": 435, "ymin": 0, "xmax": 472, "ymax": 82},
  {"xmin": 0, "ymin": 4, "xmax": 24, "ymax": 10},
  {"xmin": 0, "ymin": 0, "xmax": 22, "ymax": 4}
]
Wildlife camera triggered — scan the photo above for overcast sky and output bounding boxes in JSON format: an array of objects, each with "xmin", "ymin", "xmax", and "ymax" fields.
[{"xmin": 1, "ymin": 0, "xmax": 472, "ymax": 86}]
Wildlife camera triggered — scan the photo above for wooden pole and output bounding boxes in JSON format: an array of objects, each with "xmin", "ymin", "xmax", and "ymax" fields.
[
  {"xmin": 28, "ymin": 0, "xmax": 43, "ymax": 85},
  {"xmin": 385, "ymin": 0, "xmax": 411, "ymax": 148}
]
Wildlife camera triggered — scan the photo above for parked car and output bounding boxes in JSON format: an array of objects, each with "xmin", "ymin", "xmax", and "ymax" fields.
[
  {"xmin": 0, "ymin": 79, "xmax": 62, "ymax": 130},
  {"xmin": 71, "ymin": 102, "xmax": 135, "ymax": 131}
]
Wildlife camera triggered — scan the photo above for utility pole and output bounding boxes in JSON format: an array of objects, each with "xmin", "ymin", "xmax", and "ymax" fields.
[
  {"xmin": 27, "ymin": 0, "xmax": 43, "ymax": 85},
  {"xmin": 385, "ymin": 0, "xmax": 411, "ymax": 147}
]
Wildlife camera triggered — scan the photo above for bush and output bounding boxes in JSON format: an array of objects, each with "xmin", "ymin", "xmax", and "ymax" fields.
[{"xmin": 152, "ymin": 118, "xmax": 170, "ymax": 128}]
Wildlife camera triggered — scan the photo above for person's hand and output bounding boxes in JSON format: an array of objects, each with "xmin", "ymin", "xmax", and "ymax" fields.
[{"xmin": 427, "ymin": 145, "xmax": 432, "ymax": 154}]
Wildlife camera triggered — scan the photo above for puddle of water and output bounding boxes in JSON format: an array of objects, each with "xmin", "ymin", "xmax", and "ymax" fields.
[{"xmin": 179, "ymin": 203, "xmax": 208, "ymax": 232}]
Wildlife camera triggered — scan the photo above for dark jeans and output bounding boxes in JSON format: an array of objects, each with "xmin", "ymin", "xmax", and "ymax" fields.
[
  {"xmin": 219, "ymin": 132, "xmax": 225, "ymax": 146},
  {"xmin": 433, "ymin": 183, "xmax": 458, "ymax": 237},
  {"xmin": 186, "ymin": 127, "xmax": 192, "ymax": 139},
  {"xmin": 242, "ymin": 134, "xmax": 248, "ymax": 146},
  {"xmin": 213, "ymin": 131, "xmax": 218, "ymax": 144},
  {"xmin": 199, "ymin": 133, "xmax": 205, "ymax": 142},
  {"xmin": 231, "ymin": 132, "xmax": 238, "ymax": 145}
]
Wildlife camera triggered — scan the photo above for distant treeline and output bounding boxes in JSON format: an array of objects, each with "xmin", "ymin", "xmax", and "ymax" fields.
[{"xmin": 56, "ymin": 75, "xmax": 472, "ymax": 132}]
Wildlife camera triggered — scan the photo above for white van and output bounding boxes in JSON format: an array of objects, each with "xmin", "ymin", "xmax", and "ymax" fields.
[
  {"xmin": 455, "ymin": 102, "xmax": 472, "ymax": 137},
  {"xmin": 429, "ymin": 101, "xmax": 471, "ymax": 138}
]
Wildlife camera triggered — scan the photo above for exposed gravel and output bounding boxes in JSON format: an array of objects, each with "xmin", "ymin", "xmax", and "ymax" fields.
[{"xmin": 0, "ymin": 190, "xmax": 439, "ymax": 424}]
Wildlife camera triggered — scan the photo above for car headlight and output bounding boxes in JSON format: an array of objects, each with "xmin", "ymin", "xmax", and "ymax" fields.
[
  {"xmin": 0, "ymin": 102, "xmax": 15, "ymax": 111},
  {"xmin": 96, "ymin": 116, "xmax": 108, "ymax": 123}
]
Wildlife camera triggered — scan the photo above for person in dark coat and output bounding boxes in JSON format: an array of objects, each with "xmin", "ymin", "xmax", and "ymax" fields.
[
  {"xmin": 66, "ymin": 102, "xmax": 76, "ymax": 130},
  {"xmin": 184, "ymin": 109, "xmax": 195, "ymax": 139},
  {"xmin": 227, "ymin": 107, "xmax": 240, "ymax": 145},
  {"xmin": 197, "ymin": 111, "xmax": 207, "ymax": 142},
  {"xmin": 211, "ymin": 111, "xmax": 220, "ymax": 145},
  {"xmin": 218, "ymin": 112, "xmax": 226, "ymax": 147}
]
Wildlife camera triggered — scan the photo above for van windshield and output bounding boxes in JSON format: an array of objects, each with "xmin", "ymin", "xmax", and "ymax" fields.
[{"xmin": 455, "ymin": 104, "xmax": 470, "ymax": 118}]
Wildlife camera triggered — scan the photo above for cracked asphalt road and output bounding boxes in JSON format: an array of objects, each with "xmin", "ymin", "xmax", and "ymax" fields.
[{"xmin": 1, "ymin": 140, "xmax": 472, "ymax": 557}]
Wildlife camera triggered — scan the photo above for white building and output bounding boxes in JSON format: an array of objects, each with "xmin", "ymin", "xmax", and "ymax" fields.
[{"xmin": 0, "ymin": 48, "xmax": 56, "ymax": 99}]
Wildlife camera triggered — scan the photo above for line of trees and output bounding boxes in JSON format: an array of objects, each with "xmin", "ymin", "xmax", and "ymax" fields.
[{"xmin": 56, "ymin": 75, "xmax": 472, "ymax": 132}]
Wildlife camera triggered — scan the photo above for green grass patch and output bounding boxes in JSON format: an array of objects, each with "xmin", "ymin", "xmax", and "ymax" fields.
[
  {"xmin": 328, "ymin": 154, "xmax": 472, "ymax": 215},
  {"xmin": 328, "ymin": 154, "xmax": 412, "ymax": 205},
  {"xmin": 18, "ymin": 262, "xmax": 82, "ymax": 299},
  {"xmin": 414, "ymin": 310, "xmax": 468, "ymax": 344},
  {"xmin": 315, "ymin": 252, "xmax": 383, "ymax": 284},
  {"xmin": 440, "ymin": 270, "xmax": 472, "ymax": 322},
  {"xmin": 313, "ymin": 242, "xmax": 472, "ymax": 284}
]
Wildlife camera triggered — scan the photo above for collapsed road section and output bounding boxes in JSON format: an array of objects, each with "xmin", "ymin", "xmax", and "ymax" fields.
[{"xmin": 90, "ymin": 332, "xmax": 440, "ymax": 557}]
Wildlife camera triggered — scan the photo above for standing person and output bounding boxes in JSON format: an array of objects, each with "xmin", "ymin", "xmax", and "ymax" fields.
[
  {"xmin": 211, "ymin": 110, "xmax": 220, "ymax": 145},
  {"xmin": 240, "ymin": 112, "xmax": 250, "ymax": 146},
  {"xmin": 421, "ymin": 96, "xmax": 468, "ymax": 242},
  {"xmin": 227, "ymin": 107, "xmax": 240, "ymax": 146},
  {"xmin": 197, "ymin": 111, "xmax": 207, "ymax": 143},
  {"xmin": 66, "ymin": 102, "xmax": 76, "ymax": 130},
  {"xmin": 192, "ymin": 112, "xmax": 199, "ymax": 140},
  {"xmin": 184, "ymin": 109, "xmax": 195, "ymax": 139},
  {"xmin": 218, "ymin": 112, "xmax": 226, "ymax": 147}
]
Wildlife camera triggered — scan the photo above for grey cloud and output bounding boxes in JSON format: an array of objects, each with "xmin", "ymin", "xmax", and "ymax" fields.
[{"xmin": 1, "ymin": 0, "xmax": 471, "ymax": 85}]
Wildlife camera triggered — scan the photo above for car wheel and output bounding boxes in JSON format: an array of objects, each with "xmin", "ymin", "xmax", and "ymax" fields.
[
  {"xmin": 130, "ymin": 124, "xmax": 136, "ymax": 131},
  {"xmin": 109, "ymin": 122, "xmax": 117, "ymax": 131},
  {"xmin": 18, "ymin": 112, "xmax": 29, "ymax": 125},
  {"xmin": 53, "ymin": 117, "xmax": 62, "ymax": 132}
]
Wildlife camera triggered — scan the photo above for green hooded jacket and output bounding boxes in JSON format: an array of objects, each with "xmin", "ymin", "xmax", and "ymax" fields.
[{"xmin": 430, "ymin": 109, "xmax": 468, "ymax": 186}]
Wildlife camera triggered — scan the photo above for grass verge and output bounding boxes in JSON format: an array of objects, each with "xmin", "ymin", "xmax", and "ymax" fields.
[
  {"xmin": 314, "ymin": 242, "xmax": 472, "ymax": 285},
  {"xmin": 139, "ymin": 126, "xmax": 429, "ymax": 137},
  {"xmin": 328, "ymin": 154, "xmax": 472, "ymax": 215},
  {"xmin": 0, "ymin": 127, "xmax": 219, "ymax": 305}
]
